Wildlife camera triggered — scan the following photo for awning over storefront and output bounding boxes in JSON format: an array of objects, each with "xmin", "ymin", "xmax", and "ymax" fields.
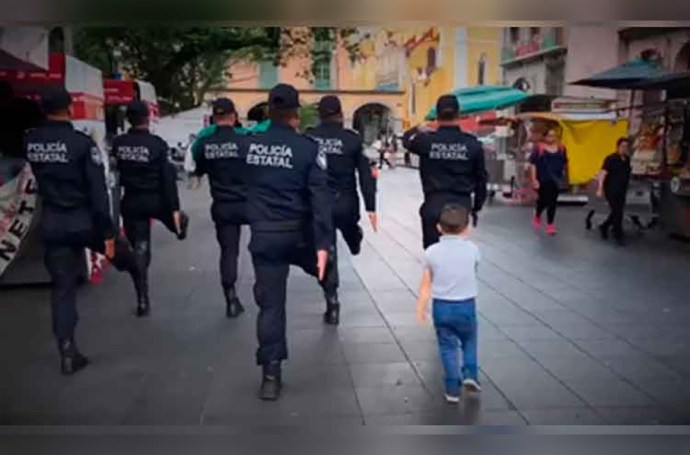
[
  {"xmin": 570, "ymin": 58, "xmax": 667, "ymax": 89},
  {"xmin": 425, "ymin": 85, "xmax": 528, "ymax": 121}
]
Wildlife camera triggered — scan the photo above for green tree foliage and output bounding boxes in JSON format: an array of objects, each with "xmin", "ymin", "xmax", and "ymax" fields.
[{"xmin": 74, "ymin": 27, "xmax": 363, "ymax": 115}]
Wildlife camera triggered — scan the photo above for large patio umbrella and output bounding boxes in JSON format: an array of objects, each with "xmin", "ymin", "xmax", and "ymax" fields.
[
  {"xmin": 629, "ymin": 71, "xmax": 690, "ymax": 92},
  {"xmin": 425, "ymin": 85, "xmax": 529, "ymax": 121},
  {"xmin": 570, "ymin": 58, "xmax": 667, "ymax": 89}
]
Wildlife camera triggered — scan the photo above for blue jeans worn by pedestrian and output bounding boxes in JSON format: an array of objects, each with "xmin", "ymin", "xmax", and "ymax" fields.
[{"xmin": 432, "ymin": 298, "xmax": 478, "ymax": 395}]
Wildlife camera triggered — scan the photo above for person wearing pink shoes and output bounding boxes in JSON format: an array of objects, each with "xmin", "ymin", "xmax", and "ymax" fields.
[{"xmin": 529, "ymin": 128, "xmax": 568, "ymax": 235}]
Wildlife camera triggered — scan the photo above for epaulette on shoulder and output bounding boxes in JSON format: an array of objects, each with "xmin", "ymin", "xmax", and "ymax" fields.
[
  {"xmin": 344, "ymin": 128, "xmax": 361, "ymax": 138},
  {"xmin": 301, "ymin": 133, "xmax": 318, "ymax": 144}
]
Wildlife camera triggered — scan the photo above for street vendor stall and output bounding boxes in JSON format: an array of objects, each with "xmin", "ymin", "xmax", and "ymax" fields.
[
  {"xmin": 629, "ymin": 73, "xmax": 690, "ymax": 238},
  {"xmin": 484, "ymin": 99, "xmax": 629, "ymax": 206},
  {"xmin": 574, "ymin": 58, "xmax": 690, "ymax": 238}
]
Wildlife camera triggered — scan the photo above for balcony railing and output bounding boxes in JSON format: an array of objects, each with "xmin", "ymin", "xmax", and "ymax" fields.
[{"xmin": 501, "ymin": 28, "xmax": 565, "ymax": 64}]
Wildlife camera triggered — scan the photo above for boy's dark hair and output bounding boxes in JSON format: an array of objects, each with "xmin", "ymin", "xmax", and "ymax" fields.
[
  {"xmin": 617, "ymin": 137, "xmax": 631, "ymax": 147},
  {"xmin": 439, "ymin": 204, "xmax": 470, "ymax": 234}
]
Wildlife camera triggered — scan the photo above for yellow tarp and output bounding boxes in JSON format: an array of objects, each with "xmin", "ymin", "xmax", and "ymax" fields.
[{"xmin": 559, "ymin": 119, "xmax": 630, "ymax": 185}]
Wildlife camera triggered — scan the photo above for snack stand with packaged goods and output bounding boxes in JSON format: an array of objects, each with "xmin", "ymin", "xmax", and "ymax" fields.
[{"xmin": 629, "ymin": 72, "xmax": 690, "ymax": 238}]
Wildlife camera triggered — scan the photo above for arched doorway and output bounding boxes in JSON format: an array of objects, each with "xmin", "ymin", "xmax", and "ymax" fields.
[
  {"xmin": 352, "ymin": 103, "xmax": 392, "ymax": 145},
  {"xmin": 674, "ymin": 42, "xmax": 690, "ymax": 72}
]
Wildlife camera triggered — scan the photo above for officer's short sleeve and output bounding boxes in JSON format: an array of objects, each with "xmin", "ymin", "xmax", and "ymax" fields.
[
  {"xmin": 83, "ymin": 138, "xmax": 116, "ymax": 239},
  {"xmin": 306, "ymin": 140, "xmax": 334, "ymax": 251}
]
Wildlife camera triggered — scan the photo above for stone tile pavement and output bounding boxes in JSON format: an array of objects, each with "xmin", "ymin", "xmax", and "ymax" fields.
[{"xmin": 2, "ymin": 167, "xmax": 690, "ymax": 425}]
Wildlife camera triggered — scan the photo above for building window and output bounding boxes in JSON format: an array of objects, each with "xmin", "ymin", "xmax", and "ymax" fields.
[
  {"xmin": 509, "ymin": 27, "xmax": 520, "ymax": 44},
  {"xmin": 477, "ymin": 53, "xmax": 487, "ymax": 85},
  {"xmin": 427, "ymin": 47, "xmax": 437, "ymax": 73},
  {"xmin": 258, "ymin": 60, "xmax": 278, "ymax": 89},
  {"xmin": 313, "ymin": 55, "xmax": 331, "ymax": 90}
]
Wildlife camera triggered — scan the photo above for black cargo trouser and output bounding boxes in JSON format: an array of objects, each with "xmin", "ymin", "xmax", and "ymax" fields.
[
  {"xmin": 44, "ymin": 244, "xmax": 84, "ymax": 342},
  {"xmin": 420, "ymin": 193, "xmax": 472, "ymax": 249},
  {"xmin": 249, "ymin": 222, "xmax": 337, "ymax": 365},
  {"xmin": 212, "ymin": 201, "xmax": 249, "ymax": 291}
]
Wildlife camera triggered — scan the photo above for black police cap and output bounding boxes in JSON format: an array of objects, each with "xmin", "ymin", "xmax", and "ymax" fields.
[
  {"xmin": 436, "ymin": 94, "xmax": 460, "ymax": 117},
  {"xmin": 40, "ymin": 86, "xmax": 72, "ymax": 114},
  {"xmin": 212, "ymin": 97, "xmax": 236, "ymax": 116},
  {"xmin": 318, "ymin": 95, "xmax": 342, "ymax": 117},
  {"xmin": 126, "ymin": 100, "xmax": 150, "ymax": 123},
  {"xmin": 269, "ymin": 83, "xmax": 300, "ymax": 109}
]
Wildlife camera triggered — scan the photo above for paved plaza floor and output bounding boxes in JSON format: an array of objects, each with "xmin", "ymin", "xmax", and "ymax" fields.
[{"xmin": 2, "ymin": 167, "xmax": 690, "ymax": 425}]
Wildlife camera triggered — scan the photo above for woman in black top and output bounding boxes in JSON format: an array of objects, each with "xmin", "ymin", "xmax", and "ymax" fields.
[{"xmin": 596, "ymin": 137, "xmax": 632, "ymax": 245}]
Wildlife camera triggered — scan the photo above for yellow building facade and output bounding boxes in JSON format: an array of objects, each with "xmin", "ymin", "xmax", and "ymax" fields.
[{"xmin": 216, "ymin": 27, "xmax": 501, "ymax": 135}]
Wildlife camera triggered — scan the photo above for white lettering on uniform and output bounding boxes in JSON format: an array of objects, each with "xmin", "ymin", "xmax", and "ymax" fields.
[
  {"xmin": 313, "ymin": 137, "xmax": 344, "ymax": 155},
  {"xmin": 117, "ymin": 146, "xmax": 150, "ymax": 163},
  {"xmin": 246, "ymin": 143, "xmax": 293, "ymax": 169},
  {"xmin": 26, "ymin": 141, "xmax": 69, "ymax": 163},
  {"xmin": 204, "ymin": 142, "xmax": 239, "ymax": 159},
  {"xmin": 429, "ymin": 142, "xmax": 469, "ymax": 160}
]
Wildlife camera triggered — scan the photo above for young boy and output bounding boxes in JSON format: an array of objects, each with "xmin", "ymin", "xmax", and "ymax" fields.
[{"xmin": 416, "ymin": 204, "xmax": 481, "ymax": 403}]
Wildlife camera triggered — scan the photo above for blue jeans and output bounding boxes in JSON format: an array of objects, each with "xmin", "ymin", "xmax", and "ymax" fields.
[{"xmin": 432, "ymin": 298, "xmax": 478, "ymax": 395}]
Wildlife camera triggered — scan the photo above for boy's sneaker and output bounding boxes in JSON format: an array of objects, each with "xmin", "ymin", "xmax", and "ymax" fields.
[
  {"xmin": 462, "ymin": 378, "xmax": 482, "ymax": 393},
  {"xmin": 545, "ymin": 223, "xmax": 557, "ymax": 236},
  {"xmin": 444, "ymin": 393, "xmax": 460, "ymax": 404},
  {"xmin": 532, "ymin": 215, "xmax": 542, "ymax": 230}
]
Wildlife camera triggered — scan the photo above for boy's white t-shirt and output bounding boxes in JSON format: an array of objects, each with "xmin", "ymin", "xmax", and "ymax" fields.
[{"xmin": 424, "ymin": 235, "xmax": 480, "ymax": 301}]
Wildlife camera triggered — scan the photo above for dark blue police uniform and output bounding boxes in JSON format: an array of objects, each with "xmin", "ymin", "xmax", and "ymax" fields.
[
  {"xmin": 403, "ymin": 95, "xmax": 487, "ymax": 248},
  {"xmin": 244, "ymin": 84, "xmax": 333, "ymax": 399},
  {"xmin": 306, "ymin": 95, "xmax": 377, "ymax": 324},
  {"xmin": 192, "ymin": 98, "xmax": 248, "ymax": 318},
  {"xmin": 25, "ymin": 87, "xmax": 118, "ymax": 374},
  {"xmin": 112, "ymin": 101, "xmax": 184, "ymax": 316}
]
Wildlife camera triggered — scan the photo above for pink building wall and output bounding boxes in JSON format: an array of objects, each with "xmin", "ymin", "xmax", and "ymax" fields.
[{"xmin": 564, "ymin": 25, "xmax": 620, "ymax": 100}]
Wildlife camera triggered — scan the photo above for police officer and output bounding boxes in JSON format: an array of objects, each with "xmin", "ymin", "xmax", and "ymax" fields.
[
  {"xmin": 306, "ymin": 95, "xmax": 377, "ymax": 325},
  {"xmin": 245, "ymin": 84, "xmax": 332, "ymax": 400},
  {"xmin": 112, "ymin": 101, "xmax": 188, "ymax": 317},
  {"xmin": 403, "ymin": 94, "xmax": 487, "ymax": 248},
  {"xmin": 192, "ymin": 98, "xmax": 246, "ymax": 318},
  {"xmin": 25, "ymin": 86, "xmax": 117, "ymax": 375}
]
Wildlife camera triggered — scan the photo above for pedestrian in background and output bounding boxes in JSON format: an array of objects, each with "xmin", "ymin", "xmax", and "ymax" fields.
[
  {"xmin": 416, "ymin": 204, "xmax": 482, "ymax": 403},
  {"xmin": 597, "ymin": 137, "xmax": 632, "ymax": 246},
  {"xmin": 530, "ymin": 127, "xmax": 567, "ymax": 236}
]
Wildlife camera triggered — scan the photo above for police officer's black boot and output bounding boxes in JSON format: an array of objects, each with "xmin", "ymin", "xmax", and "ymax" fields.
[
  {"xmin": 177, "ymin": 211, "xmax": 190, "ymax": 241},
  {"xmin": 259, "ymin": 362, "xmax": 282, "ymax": 401},
  {"xmin": 323, "ymin": 292, "xmax": 341, "ymax": 326},
  {"xmin": 224, "ymin": 286, "xmax": 245, "ymax": 319},
  {"xmin": 59, "ymin": 338, "xmax": 89, "ymax": 376}
]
